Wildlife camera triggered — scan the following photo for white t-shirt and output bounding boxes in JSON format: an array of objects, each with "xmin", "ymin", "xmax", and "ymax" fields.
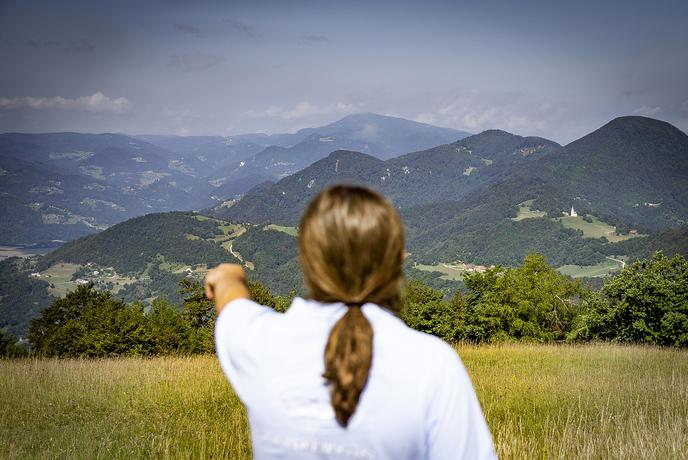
[{"xmin": 215, "ymin": 296, "xmax": 497, "ymax": 460}]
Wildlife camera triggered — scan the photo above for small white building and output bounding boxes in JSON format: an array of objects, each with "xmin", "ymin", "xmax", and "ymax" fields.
[{"xmin": 570, "ymin": 206, "xmax": 577, "ymax": 217}]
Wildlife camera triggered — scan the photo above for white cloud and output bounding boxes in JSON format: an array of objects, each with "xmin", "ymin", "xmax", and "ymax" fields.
[
  {"xmin": 0, "ymin": 92, "xmax": 131, "ymax": 114},
  {"xmin": 246, "ymin": 101, "xmax": 357, "ymax": 120},
  {"xmin": 632, "ymin": 105, "xmax": 662, "ymax": 116},
  {"xmin": 416, "ymin": 100, "xmax": 551, "ymax": 135}
]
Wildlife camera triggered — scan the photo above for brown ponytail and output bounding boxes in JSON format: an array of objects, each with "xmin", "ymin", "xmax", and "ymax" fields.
[
  {"xmin": 323, "ymin": 304, "xmax": 373, "ymax": 426},
  {"xmin": 298, "ymin": 184, "xmax": 405, "ymax": 427}
]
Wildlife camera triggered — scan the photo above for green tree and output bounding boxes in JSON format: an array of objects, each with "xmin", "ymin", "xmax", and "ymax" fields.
[
  {"xmin": 400, "ymin": 280, "xmax": 461, "ymax": 341},
  {"xmin": 148, "ymin": 298, "xmax": 191, "ymax": 354},
  {"xmin": 569, "ymin": 252, "xmax": 688, "ymax": 346},
  {"xmin": 28, "ymin": 284, "xmax": 153, "ymax": 357},
  {"xmin": 248, "ymin": 281, "xmax": 296, "ymax": 313},
  {"xmin": 462, "ymin": 253, "xmax": 582, "ymax": 342},
  {"xmin": 180, "ymin": 278, "xmax": 215, "ymax": 328}
]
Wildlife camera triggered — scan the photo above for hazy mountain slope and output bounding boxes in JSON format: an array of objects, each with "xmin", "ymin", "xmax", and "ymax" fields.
[
  {"xmin": 0, "ymin": 114, "xmax": 471, "ymax": 244},
  {"xmin": 207, "ymin": 113, "xmax": 469, "ymax": 183},
  {"xmin": 0, "ymin": 132, "xmax": 179, "ymax": 179},
  {"xmin": 136, "ymin": 134, "xmax": 266, "ymax": 174},
  {"xmin": 0, "ymin": 132, "xmax": 206, "ymax": 243},
  {"xmin": 218, "ymin": 150, "xmax": 386, "ymax": 224},
  {"xmin": 216, "ymin": 117, "xmax": 688, "ymax": 233},
  {"xmin": 383, "ymin": 130, "xmax": 559, "ymax": 207},
  {"xmin": 0, "ymin": 154, "xmax": 146, "ymax": 244},
  {"xmin": 211, "ymin": 116, "xmax": 688, "ymax": 271},
  {"xmin": 213, "ymin": 130, "xmax": 560, "ymax": 223},
  {"xmin": 287, "ymin": 113, "xmax": 469, "ymax": 159}
]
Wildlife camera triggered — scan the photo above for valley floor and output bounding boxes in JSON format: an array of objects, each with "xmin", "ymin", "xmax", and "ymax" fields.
[{"xmin": 1, "ymin": 344, "xmax": 686, "ymax": 459}]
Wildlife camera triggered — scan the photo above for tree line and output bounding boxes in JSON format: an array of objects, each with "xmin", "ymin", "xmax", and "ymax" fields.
[{"xmin": 1, "ymin": 251, "xmax": 686, "ymax": 358}]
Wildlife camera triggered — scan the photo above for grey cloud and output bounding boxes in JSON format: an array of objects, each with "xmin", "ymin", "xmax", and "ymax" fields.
[
  {"xmin": 7, "ymin": 37, "xmax": 95, "ymax": 52},
  {"xmin": 632, "ymin": 106, "xmax": 662, "ymax": 116},
  {"xmin": 246, "ymin": 101, "xmax": 357, "ymax": 120},
  {"xmin": 173, "ymin": 23, "xmax": 201, "ymax": 37},
  {"xmin": 169, "ymin": 51, "xmax": 225, "ymax": 72},
  {"xmin": 223, "ymin": 17, "xmax": 258, "ymax": 38},
  {"xmin": 299, "ymin": 35, "xmax": 329, "ymax": 44}
]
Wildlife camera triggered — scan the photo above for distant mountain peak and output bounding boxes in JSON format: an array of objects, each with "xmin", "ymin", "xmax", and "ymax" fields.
[
  {"xmin": 565, "ymin": 115, "xmax": 688, "ymax": 152},
  {"xmin": 589, "ymin": 115, "xmax": 687, "ymax": 137},
  {"xmin": 323, "ymin": 112, "xmax": 469, "ymax": 134},
  {"xmin": 326, "ymin": 149, "xmax": 381, "ymax": 161},
  {"xmin": 475, "ymin": 129, "xmax": 516, "ymax": 137}
]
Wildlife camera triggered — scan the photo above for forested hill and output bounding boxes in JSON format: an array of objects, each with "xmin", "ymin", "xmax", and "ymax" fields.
[
  {"xmin": 528, "ymin": 116, "xmax": 688, "ymax": 231},
  {"xmin": 0, "ymin": 113, "xmax": 468, "ymax": 246},
  {"xmin": 213, "ymin": 116, "xmax": 688, "ymax": 234},
  {"xmin": 213, "ymin": 129, "xmax": 560, "ymax": 224},
  {"xmin": 0, "ymin": 211, "xmax": 302, "ymax": 336},
  {"xmin": 223, "ymin": 112, "xmax": 470, "ymax": 180},
  {"xmin": 37, "ymin": 212, "xmax": 240, "ymax": 274}
]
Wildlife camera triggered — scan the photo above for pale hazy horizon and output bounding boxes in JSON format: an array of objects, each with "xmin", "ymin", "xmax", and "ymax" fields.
[{"xmin": 1, "ymin": 0, "xmax": 687, "ymax": 144}]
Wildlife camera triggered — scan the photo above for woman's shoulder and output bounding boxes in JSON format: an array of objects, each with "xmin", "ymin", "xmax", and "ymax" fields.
[{"xmin": 363, "ymin": 303, "xmax": 461, "ymax": 365}]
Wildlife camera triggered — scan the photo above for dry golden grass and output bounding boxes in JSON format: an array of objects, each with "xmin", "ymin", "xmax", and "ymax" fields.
[
  {"xmin": 1, "ymin": 344, "xmax": 686, "ymax": 459},
  {"xmin": 459, "ymin": 343, "xmax": 688, "ymax": 459},
  {"xmin": 0, "ymin": 356, "xmax": 250, "ymax": 459}
]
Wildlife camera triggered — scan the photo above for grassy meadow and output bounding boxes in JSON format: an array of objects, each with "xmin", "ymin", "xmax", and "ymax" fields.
[
  {"xmin": 1, "ymin": 344, "xmax": 686, "ymax": 459},
  {"xmin": 511, "ymin": 200, "xmax": 548, "ymax": 221},
  {"xmin": 556, "ymin": 258, "xmax": 624, "ymax": 278},
  {"xmin": 414, "ymin": 261, "xmax": 470, "ymax": 281},
  {"xmin": 557, "ymin": 215, "xmax": 640, "ymax": 243}
]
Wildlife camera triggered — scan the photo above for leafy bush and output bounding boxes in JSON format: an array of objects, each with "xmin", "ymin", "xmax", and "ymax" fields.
[
  {"xmin": 569, "ymin": 252, "xmax": 688, "ymax": 346},
  {"xmin": 401, "ymin": 280, "xmax": 463, "ymax": 341},
  {"xmin": 26, "ymin": 278, "xmax": 296, "ymax": 358},
  {"xmin": 28, "ymin": 284, "xmax": 153, "ymax": 357},
  {"xmin": 21, "ymin": 252, "xmax": 688, "ymax": 358},
  {"xmin": 459, "ymin": 253, "xmax": 583, "ymax": 342}
]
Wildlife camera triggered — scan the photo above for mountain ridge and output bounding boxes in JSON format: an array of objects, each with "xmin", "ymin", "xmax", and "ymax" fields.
[{"xmin": 1, "ymin": 113, "xmax": 466, "ymax": 244}]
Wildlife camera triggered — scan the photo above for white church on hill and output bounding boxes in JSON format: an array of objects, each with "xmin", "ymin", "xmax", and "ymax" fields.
[{"xmin": 570, "ymin": 206, "xmax": 577, "ymax": 217}]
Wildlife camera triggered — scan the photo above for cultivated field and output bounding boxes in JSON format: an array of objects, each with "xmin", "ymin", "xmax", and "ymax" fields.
[
  {"xmin": 557, "ymin": 215, "xmax": 640, "ymax": 243},
  {"xmin": 556, "ymin": 258, "xmax": 625, "ymax": 278},
  {"xmin": 511, "ymin": 200, "xmax": 548, "ymax": 221},
  {"xmin": 1, "ymin": 344, "xmax": 686, "ymax": 459},
  {"xmin": 0, "ymin": 245, "xmax": 54, "ymax": 261},
  {"xmin": 264, "ymin": 224, "xmax": 299, "ymax": 237},
  {"xmin": 39, "ymin": 262, "xmax": 81, "ymax": 297},
  {"xmin": 414, "ymin": 261, "xmax": 490, "ymax": 280}
]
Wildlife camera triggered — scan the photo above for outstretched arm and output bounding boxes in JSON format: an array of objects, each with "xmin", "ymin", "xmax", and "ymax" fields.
[{"xmin": 204, "ymin": 263, "xmax": 250, "ymax": 315}]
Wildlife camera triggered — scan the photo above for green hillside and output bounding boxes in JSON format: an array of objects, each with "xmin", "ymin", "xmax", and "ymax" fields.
[
  {"xmin": 529, "ymin": 116, "xmax": 688, "ymax": 231},
  {"xmin": 211, "ymin": 117, "xmax": 688, "ymax": 274},
  {"xmin": 214, "ymin": 129, "xmax": 561, "ymax": 225}
]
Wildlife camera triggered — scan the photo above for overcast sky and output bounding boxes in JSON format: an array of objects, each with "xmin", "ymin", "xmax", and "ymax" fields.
[{"xmin": 0, "ymin": 0, "xmax": 686, "ymax": 143}]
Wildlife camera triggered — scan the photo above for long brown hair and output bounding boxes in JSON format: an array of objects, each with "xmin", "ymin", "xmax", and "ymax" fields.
[{"xmin": 298, "ymin": 184, "xmax": 405, "ymax": 427}]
